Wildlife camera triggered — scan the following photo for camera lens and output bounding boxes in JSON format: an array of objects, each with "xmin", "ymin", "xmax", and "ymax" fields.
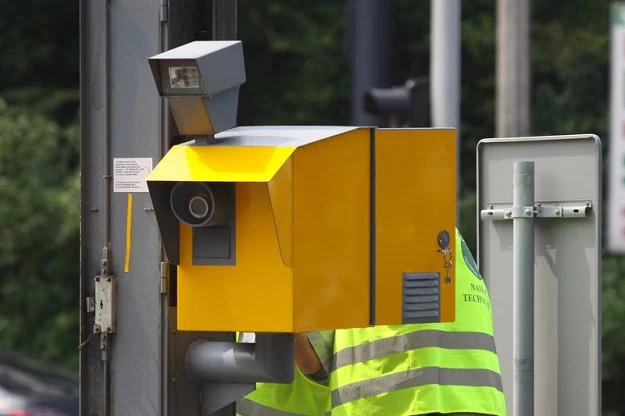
[
  {"xmin": 189, "ymin": 195, "xmax": 212, "ymax": 219},
  {"xmin": 170, "ymin": 182, "xmax": 219, "ymax": 227}
]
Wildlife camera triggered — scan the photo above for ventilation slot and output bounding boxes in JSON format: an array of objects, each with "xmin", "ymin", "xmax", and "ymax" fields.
[{"xmin": 402, "ymin": 272, "xmax": 440, "ymax": 323}]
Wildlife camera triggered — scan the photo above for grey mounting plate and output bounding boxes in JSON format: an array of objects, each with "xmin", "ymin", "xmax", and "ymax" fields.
[{"xmin": 477, "ymin": 134, "xmax": 601, "ymax": 416}]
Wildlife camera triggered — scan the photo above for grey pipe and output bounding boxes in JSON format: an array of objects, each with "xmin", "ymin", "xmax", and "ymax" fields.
[
  {"xmin": 186, "ymin": 333, "xmax": 294, "ymax": 383},
  {"xmin": 512, "ymin": 161, "xmax": 535, "ymax": 415},
  {"xmin": 186, "ymin": 333, "xmax": 294, "ymax": 414}
]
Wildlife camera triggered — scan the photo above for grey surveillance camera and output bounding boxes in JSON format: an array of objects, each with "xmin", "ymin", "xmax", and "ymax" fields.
[{"xmin": 148, "ymin": 41, "xmax": 246, "ymax": 138}]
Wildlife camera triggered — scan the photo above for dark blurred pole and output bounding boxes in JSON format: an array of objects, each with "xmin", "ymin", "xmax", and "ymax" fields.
[
  {"xmin": 212, "ymin": 0, "xmax": 237, "ymax": 40},
  {"xmin": 347, "ymin": 0, "xmax": 392, "ymax": 126},
  {"xmin": 496, "ymin": 0, "xmax": 530, "ymax": 137}
]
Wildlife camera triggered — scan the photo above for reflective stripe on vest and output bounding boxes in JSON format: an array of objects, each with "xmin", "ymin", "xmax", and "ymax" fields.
[
  {"xmin": 332, "ymin": 367, "xmax": 503, "ymax": 407},
  {"xmin": 333, "ymin": 329, "xmax": 497, "ymax": 370}
]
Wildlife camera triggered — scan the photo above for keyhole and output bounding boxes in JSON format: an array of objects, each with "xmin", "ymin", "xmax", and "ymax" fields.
[{"xmin": 438, "ymin": 230, "xmax": 450, "ymax": 250}]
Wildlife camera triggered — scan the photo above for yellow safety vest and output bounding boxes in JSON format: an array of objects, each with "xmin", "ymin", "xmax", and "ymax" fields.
[
  {"xmin": 236, "ymin": 366, "xmax": 330, "ymax": 416},
  {"xmin": 330, "ymin": 230, "xmax": 506, "ymax": 415}
]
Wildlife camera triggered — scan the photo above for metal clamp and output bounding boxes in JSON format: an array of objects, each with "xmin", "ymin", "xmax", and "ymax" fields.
[{"xmin": 480, "ymin": 201, "xmax": 592, "ymax": 221}]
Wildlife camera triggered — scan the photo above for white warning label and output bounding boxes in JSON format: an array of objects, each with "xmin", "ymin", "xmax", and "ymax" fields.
[{"xmin": 113, "ymin": 158, "xmax": 153, "ymax": 193}]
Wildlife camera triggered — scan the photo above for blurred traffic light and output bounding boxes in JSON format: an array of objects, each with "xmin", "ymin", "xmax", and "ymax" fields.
[{"xmin": 364, "ymin": 77, "xmax": 430, "ymax": 127}]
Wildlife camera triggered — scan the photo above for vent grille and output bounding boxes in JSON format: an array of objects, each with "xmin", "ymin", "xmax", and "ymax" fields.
[{"xmin": 402, "ymin": 272, "xmax": 440, "ymax": 323}]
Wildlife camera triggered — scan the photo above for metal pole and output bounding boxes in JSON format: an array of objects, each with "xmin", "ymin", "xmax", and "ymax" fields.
[
  {"xmin": 512, "ymin": 161, "xmax": 535, "ymax": 415},
  {"xmin": 430, "ymin": 0, "xmax": 461, "ymax": 214},
  {"xmin": 431, "ymin": 0, "xmax": 461, "ymax": 132},
  {"xmin": 496, "ymin": 0, "xmax": 530, "ymax": 137},
  {"xmin": 348, "ymin": 0, "xmax": 392, "ymax": 125}
]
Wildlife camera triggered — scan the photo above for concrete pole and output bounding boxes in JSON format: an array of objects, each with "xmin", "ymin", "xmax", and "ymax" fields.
[
  {"xmin": 496, "ymin": 0, "xmax": 530, "ymax": 137},
  {"xmin": 348, "ymin": 0, "xmax": 392, "ymax": 126},
  {"xmin": 512, "ymin": 161, "xmax": 535, "ymax": 415},
  {"xmin": 430, "ymin": 0, "xmax": 461, "ymax": 212}
]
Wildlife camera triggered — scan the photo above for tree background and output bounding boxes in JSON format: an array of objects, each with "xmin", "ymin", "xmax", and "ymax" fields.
[{"xmin": 0, "ymin": 0, "xmax": 623, "ymax": 413}]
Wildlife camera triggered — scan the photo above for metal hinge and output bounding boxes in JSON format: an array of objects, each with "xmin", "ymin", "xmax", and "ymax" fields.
[
  {"xmin": 480, "ymin": 201, "xmax": 592, "ymax": 221},
  {"xmin": 86, "ymin": 297, "xmax": 96, "ymax": 313},
  {"xmin": 160, "ymin": 261, "xmax": 169, "ymax": 294}
]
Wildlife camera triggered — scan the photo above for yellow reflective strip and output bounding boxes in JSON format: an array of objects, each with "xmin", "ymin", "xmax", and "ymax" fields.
[{"xmin": 124, "ymin": 193, "xmax": 133, "ymax": 273}]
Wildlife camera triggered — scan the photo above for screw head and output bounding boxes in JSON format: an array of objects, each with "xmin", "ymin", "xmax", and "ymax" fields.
[
  {"xmin": 95, "ymin": 277, "xmax": 100, "ymax": 282},
  {"xmin": 94, "ymin": 325, "xmax": 101, "ymax": 333}
]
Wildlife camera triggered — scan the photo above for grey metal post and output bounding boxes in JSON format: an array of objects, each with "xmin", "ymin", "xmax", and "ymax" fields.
[
  {"xmin": 430, "ymin": 0, "xmax": 461, "ymax": 212},
  {"xmin": 430, "ymin": 0, "xmax": 461, "ymax": 132},
  {"xmin": 512, "ymin": 161, "xmax": 535, "ymax": 415},
  {"xmin": 347, "ymin": 0, "xmax": 392, "ymax": 125},
  {"xmin": 80, "ymin": 0, "xmax": 164, "ymax": 414},
  {"xmin": 496, "ymin": 0, "xmax": 530, "ymax": 137}
]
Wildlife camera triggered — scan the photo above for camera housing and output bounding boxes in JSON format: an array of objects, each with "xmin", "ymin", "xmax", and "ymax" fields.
[{"xmin": 148, "ymin": 41, "xmax": 245, "ymax": 137}]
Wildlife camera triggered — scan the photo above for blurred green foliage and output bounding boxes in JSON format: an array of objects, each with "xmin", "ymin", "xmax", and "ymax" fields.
[
  {"xmin": 0, "ymin": 0, "xmax": 623, "ymax": 412},
  {"xmin": 0, "ymin": 99, "xmax": 79, "ymax": 368}
]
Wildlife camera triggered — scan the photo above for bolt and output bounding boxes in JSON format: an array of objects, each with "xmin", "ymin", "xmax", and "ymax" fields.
[
  {"xmin": 95, "ymin": 277, "xmax": 100, "ymax": 282},
  {"xmin": 106, "ymin": 327, "xmax": 112, "ymax": 332},
  {"xmin": 505, "ymin": 210, "xmax": 512, "ymax": 217},
  {"xmin": 524, "ymin": 208, "xmax": 533, "ymax": 217},
  {"xmin": 554, "ymin": 209, "xmax": 562, "ymax": 216},
  {"xmin": 536, "ymin": 202, "xmax": 542, "ymax": 207},
  {"xmin": 94, "ymin": 325, "xmax": 101, "ymax": 333},
  {"xmin": 106, "ymin": 277, "xmax": 111, "ymax": 282},
  {"xmin": 144, "ymin": 207, "xmax": 154, "ymax": 213},
  {"xmin": 489, "ymin": 204, "xmax": 494, "ymax": 209},
  {"xmin": 586, "ymin": 201, "xmax": 591, "ymax": 207}
]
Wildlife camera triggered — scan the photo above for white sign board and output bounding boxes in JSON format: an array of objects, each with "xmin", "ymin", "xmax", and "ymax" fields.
[
  {"xmin": 610, "ymin": 3, "xmax": 625, "ymax": 252},
  {"xmin": 477, "ymin": 135, "xmax": 601, "ymax": 416},
  {"xmin": 113, "ymin": 158, "xmax": 152, "ymax": 193}
]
